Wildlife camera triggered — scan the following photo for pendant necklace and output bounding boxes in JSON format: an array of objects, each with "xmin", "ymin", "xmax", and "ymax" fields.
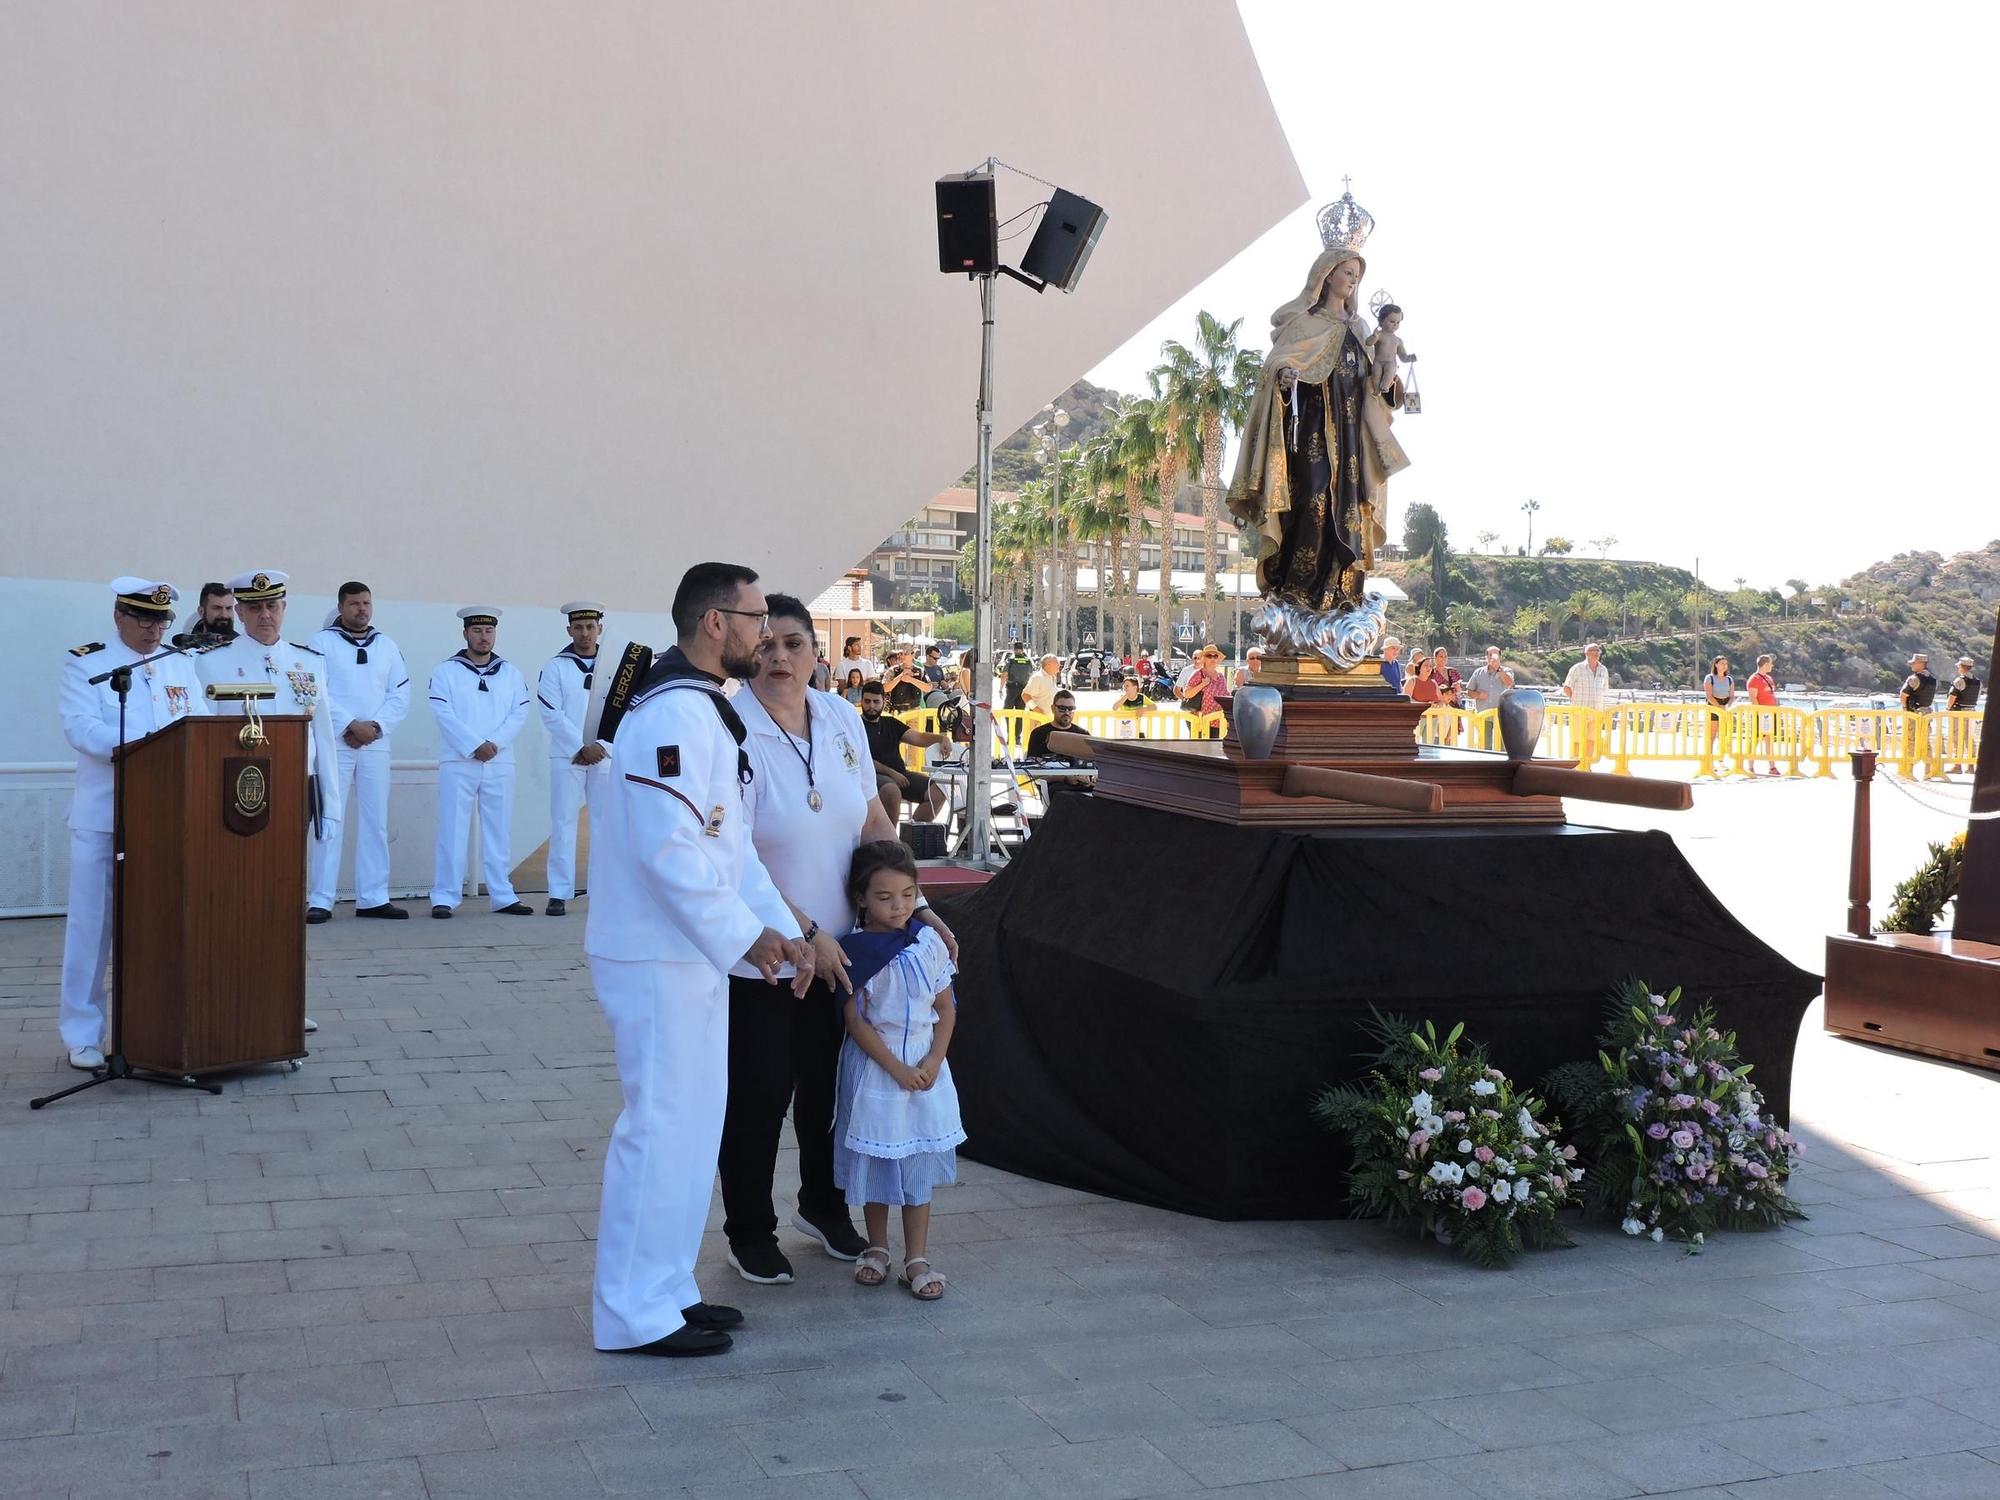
[{"xmin": 777, "ymin": 707, "xmax": 821, "ymax": 812}]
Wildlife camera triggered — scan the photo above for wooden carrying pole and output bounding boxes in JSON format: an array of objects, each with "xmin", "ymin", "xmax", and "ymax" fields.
[
  {"xmin": 1281, "ymin": 764, "xmax": 1444, "ymax": 814},
  {"xmin": 1043, "ymin": 730, "xmax": 1095, "ymax": 760},
  {"xmin": 1510, "ymin": 763, "xmax": 1692, "ymax": 811}
]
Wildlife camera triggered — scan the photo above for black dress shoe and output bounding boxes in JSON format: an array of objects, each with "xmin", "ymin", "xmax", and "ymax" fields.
[
  {"xmin": 545, "ymin": 898, "xmax": 567, "ymax": 916},
  {"xmin": 681, "ymin": 1301, "xmax": 744, "ymax": 1331},
  {"xmin": 356, "ymin": 903, "xmax": 410, "ymax": 920},
  {"xmin": 494, "ymin": 902, "xmax": 534, "ymax": 916},
  {"xmin": 610, "ymin": 1325, "xmax": 732, "ymax": 1357},
  {"xmin": 726, "ymin": 1241, "xmax": 795, "ymax": 1284},
  {"xmin": 305, "ymin": 907, "xmax": 331, "ymax": 925},
  {"xmin": 431, "ymin": 905, "xmax": 453, "ymax": 919}
]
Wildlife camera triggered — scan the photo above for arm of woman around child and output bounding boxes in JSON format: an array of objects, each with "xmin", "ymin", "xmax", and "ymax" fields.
[
  {"xmin": 908, "ymin": 986, "xmax": 956, "ymax": 1092},
  {"xmin": 842, "ymin": 988, "xmax": 922, "ymax": 1091}
]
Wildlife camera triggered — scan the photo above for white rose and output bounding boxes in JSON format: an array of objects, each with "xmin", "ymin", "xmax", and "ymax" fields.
[
  {"xmin": 1492, "ymin": 1179, "xmax": 1512, "ymax": 1202},
  {"xmin": 1458, "ymin": 1139, "xmax": 1474, "ymax": 1154},
  {"xmin": 1472, "ymin": 1079, "xmax": 1498, "ymax": 1096},
  {"xmin": 1621, "ymin": 1217, "xmax": 1645, "ymax": 1235},
  {"xmin": 1650, "ymin": 1227, "xmax": 1664, "ymax": 1243},
  {"xmin": 1411, "ymin": 1091, "xmax": 1434, "ymax": 1117}
]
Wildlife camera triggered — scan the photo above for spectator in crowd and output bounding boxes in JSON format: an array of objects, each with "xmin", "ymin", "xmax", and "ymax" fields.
[
  {"xmin": 1946, "ymin": 653, "xmax": 1983, "ymax": 773},
  {"xmin": 840, "ymin": 667, "xmax": 866, "ymax": 704},
  {"xmin": 1407, "ymin": 653, "xmax": 1441, "ymax": 704},
  {"xmin": 1110, "ymin": 672, "xmax": 1155, "ymax": 737},
  {"xmin": 1464, "ymin": 645, "xmax": 1514, "ymax": 715},
  {"xmin": 1233, "ymin": 647, "xmax": 1263, "ymax": 691},
  {"xmin": 1023, "ymin": 654, "xmax": 1061, "ymax": 717},
  {"xmin": 858, "ymin": 680, "xmax": 949, "ymax": 824},
  {"xmin": 1746, "ymin": 652, "xmax": 1780, "ymax": 775},
  {"xmin": 1025, "ymin": 691, "xmax": 1091, "ymax": 763},
  {"xmin": 1564, "ymin": 641, "xmax": 1612, "ymax": 765},
  {"xmin": 1431, "ymin": 647, "xmax": 1463, "ymax": 709},
  {"xmin": 955, "ymin": 649, "xmax": 977, "ymax": 698},
  {"xmin": 1001, "ymin": 641, "xmax": 1035, "ymax": 710},
  {"xmin": 810, "ymin": 650, "xmax": 832, "ymax": 692},
  {"xmin": 921, "ymin": 644, "xmax": 948, "ymax": 694},
  {"xmin": 1135, "ymin": 649, "xmax": 1154, "ymax": 682},
  {"xmin": 840, "ymin": 635, "xmax": 881, "ymax": 681},
  {"xmin": 1180, "ymin": 646, "xmax": 1228, "ymax": 721},
  {"xmin": 1380, "ymin": 635, "xmax": 1405, "ymax": 693},
  {"xmin": 1900, "ymin": 652, "xmax": 1937, "ymax": 713},
  {"xmin": 882, "ymin": 649, "xmax": 925, "ymax": 712}
]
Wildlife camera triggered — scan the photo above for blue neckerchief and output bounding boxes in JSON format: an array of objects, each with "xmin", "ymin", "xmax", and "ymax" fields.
[{"xmin": 838, "ymin": 921, "xmax": 921, "ymax": 996}]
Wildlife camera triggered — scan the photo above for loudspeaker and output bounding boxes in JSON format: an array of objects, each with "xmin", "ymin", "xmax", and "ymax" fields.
[
  {"xmin": 935, "ymin": 173, "xmax": 997, "ymax": 275},
  {"xmin": 1021, "ymin": 189, "xmax": 1107, "ymax": 293}
]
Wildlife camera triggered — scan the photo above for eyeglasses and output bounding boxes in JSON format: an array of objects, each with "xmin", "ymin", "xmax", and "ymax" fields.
[{"xmin": 712, "ymin": 608, "xmax": 769, "ymax": 628}]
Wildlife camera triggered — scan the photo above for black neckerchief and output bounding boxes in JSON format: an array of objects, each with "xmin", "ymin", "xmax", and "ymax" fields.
[
  {"xmin": 453, "ymin": 650, "xmax": 505, "ymax": 691},
  {"xmin": 556, "ymin": 646, "xmax": 596, "ymax": 689},
  {"xmin": 337, "ymin": 627, "xmax": 378, "ymax": 664},
  {"xmin": 635, "ymin": 646, "xmax": 751, "ymax": 786}
]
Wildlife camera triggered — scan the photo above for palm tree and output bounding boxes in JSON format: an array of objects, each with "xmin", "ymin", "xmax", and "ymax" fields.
[
  {"xmin": 1079, "ymin": 432, "xmax": 1126, "ymax": 654},
  {"xmin": 1511, "ymin": 603, "xmax": 1549, "ymax": 648},
  {"xmin": 1109, "ymin": 395, "xmax": 1162, "ymax": 653},
  {"xmin": 1147, "ymin": 384, "xmax": 1197, "ymax": 654},
  {"xmin": 1784, "ymin": 577, "xmax": 1810, "ymax": 618},
  {"xmin": 1520, "ymin": 498, "xmax": 1541, "ymax": 555},
  {"xmin": 1589, "ymin": 534, "xmax": 1619, "ymax": 558},
  {"xmin": 1158, "ymin": 312, "xmax": 1262, "ymax": 643},
  {"xmin": 1476, "ymin": 528, "xmax": 1500, "ymax": 554},
  {"xmin": 1445, "ymin": 602, "xmax": 1492, "ymax": 655}
]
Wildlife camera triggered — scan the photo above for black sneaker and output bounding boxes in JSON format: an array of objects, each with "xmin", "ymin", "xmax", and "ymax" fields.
[
  {"xmin": 792, "ymin": 1208, "xmax": 867, "ymax": 1261},
  {"xmin": 681, "ymin": 1301, "xmax": 744, "ymax": 1331},
  {"xmin": 726, "ymin": 1241, "xmax": 795, "ymax": 1284},
  {"xmin": 545, "ymin": 898, "xmax": 568, "ymax": 916}
]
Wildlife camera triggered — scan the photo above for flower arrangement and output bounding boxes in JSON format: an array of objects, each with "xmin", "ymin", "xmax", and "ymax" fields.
[
  {"xmin": 1546, "ymin": 979, "xmax": 1805, "ymax": 1251},
  {"xmin": 1880, "ymin": 831, "xmax": 1966, "ymax": 935},
  {"xmin": 1313, "ymin": 1014, "xmax": 1579, "ymax": 1268}
]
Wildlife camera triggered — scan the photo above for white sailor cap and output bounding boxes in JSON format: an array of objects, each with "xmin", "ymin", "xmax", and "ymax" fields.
[
  {"xmin": 457, "ymin": 605, "xmax": 502, "ymax": 626},
  {"xmin": 112, "ymin": 577, "xmax": 180, "ymax": 615},
  {"xmin": 228, "ymin": 570, "xmax": 289, "ymax": 601},
  {"xmin": 559, "ymin": 600, "xmax": 606, "ymax": 622}
]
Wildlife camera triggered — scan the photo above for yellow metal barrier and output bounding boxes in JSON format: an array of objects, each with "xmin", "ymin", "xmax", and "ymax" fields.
[
  {"xmin": 1414, "ymin": 707, "xmax": 1498, "ymax": 752},
  {"xmin": 1931, "ymin": 710, "xmax": 1984, "ymax": 778},
  {"xmin": 1604, "ymin": 703, "xmax": 1716, "ymax": 777},
  {"xmin": 1718, "ymin": 704, "xmax": 1811, "ymax": 777}
]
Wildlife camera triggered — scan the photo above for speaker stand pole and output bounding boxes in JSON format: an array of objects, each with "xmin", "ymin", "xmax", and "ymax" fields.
[{"xmin": 966, "ymin": 264, "xmax": 997, "ymax": 868}]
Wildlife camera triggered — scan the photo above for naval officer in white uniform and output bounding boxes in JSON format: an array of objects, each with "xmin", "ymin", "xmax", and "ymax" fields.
[
  {"xmin": 199, "ymin": 571, "xmax": 345, "ymax": 873},
  {"xmin": 585, "ymin": 562, "xmax": 813, "ymax": 1357},
  {"xmin": 57, "ymin": 579, "xmax": 213, "ymax": 1070},
  {"xmin": 536, "ymin": 601, "xmax": 611, "ymax": 916},
  {"xmin": 428, "ymin": 606, "xmax": 534, "ymax": 917},
  {"xmin": 307, "ymin": 580, "xmax": 412, "ymax": 922}
]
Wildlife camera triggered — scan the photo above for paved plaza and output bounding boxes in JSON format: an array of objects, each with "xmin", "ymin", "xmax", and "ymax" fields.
[{"xmin": 3, "ymin": 775, "xmax": 1999, "ymax": 1499}]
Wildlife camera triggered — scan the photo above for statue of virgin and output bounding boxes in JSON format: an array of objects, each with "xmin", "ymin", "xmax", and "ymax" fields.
[{"xmin": 1227, "ymin": 246, "xmax": 1409, "ymax": 650}]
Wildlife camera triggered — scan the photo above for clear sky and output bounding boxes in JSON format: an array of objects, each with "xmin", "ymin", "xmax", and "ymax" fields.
[{"xmin": 1086, "ymin": 2, "xmax": 1998, "ymax": 593}]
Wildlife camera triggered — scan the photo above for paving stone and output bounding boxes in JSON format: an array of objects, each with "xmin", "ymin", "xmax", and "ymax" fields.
[
  {"xmin": 234, "ymin": 1361, "xmax": 395, "ymax": 1420},
  {"xmin": 581, "ymin": 1429, "xmax": 768, "ymax": 1493},
  {"xmin": 382, "ymin": 1351, "xmax": 548, "ymax": 1404},
  {"xmin": 76, "ymin": 1373, "xmax": 237, "ymax": 1430},
  {"xmin": 245, "ymin": 1458, "xmax": 428, "ymax": 1500},
  {"xmin": 1000, "ymin": 1434, "xmax": 1201, "ymax": 1499},
  {"xmin": 1852, "ymin": 1449, "xmax": 2000, "ymax": 1498},
  {"xmin": 418, "ymin": 1439, "xmax": 606, "ymax": 1499},
  {"xmin": 1430, "ymin": 1442, "xmax": 1644, "ymax": 1499},
  {"xmin": 282, "ymin": 1252, "xmax": 418, "ymax": 1292},
  {"xmin": 323, "ymin": 1398, "xmax": 494, "ymax": 1462},
  {"xmin": 1148, "ymin": 1420, "xmax": 1343, "ymax": 1485},
  {"xmin": 0, "ymin": 1383, "xmax": 75, "ymax": 1439}
]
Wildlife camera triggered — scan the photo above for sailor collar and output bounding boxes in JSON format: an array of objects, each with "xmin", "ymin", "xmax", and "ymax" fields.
[
  {"xmin": 555, "ymin": 646, "xmax": 597, "ymax": 671},
  {"xmin": 336, "ymin": 628, "xmax": 380, "ymax": 649},
  {"xmin": 450, "ymin": 651, "xmax": 507, "ymax": 677}
]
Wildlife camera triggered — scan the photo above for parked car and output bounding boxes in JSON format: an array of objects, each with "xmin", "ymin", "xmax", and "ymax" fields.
[{"xmin": 1064, "ymin": 650, "xmax": 1120, "ymax": 691}]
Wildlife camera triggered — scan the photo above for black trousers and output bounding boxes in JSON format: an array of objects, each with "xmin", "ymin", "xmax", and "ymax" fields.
[{"xmin": 717, "ymin": 973, "xmax": 848, "ymax": 1248}]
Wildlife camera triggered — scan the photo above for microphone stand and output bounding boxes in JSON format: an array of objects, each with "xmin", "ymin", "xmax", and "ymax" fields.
[{"xmin": 33, "ymin": 643, "xmax": 225, "ymax": 1108}]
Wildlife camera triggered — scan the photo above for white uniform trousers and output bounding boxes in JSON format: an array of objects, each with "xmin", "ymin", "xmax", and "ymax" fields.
[
  {"xmin": 545, "ymin": 759, "xmax": 608, "ymax": 901},
  {"xmin": 309, "ymin": 741, "xmax": 389, "ymax": 909},
  {"xmin": 58, "ymin": 829, "xmax": 115, "ymax": 1051},
  {"xmin": 590, "ymin": 957, "xmax": 728, "ymax": 1349},
  {"xmin": 431, "ymin": 758, "xmax": 518, "ymax": 910}
]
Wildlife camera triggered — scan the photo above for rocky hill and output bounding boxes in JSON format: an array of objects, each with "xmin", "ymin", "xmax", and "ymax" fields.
[{"xmin": 960, "ymin": 378, "xmax": 1121, "ymax": 490}]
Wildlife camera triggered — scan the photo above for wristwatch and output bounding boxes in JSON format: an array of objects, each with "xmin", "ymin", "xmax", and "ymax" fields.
[{"xmin": 802, "ymin": 921, "xmax": 820, "ymax": 943}]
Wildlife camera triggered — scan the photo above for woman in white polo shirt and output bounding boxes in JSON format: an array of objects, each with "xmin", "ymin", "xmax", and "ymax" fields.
[{"xmin": 716, "ymin": 593, "xmax": 956, "ymax": 1286}]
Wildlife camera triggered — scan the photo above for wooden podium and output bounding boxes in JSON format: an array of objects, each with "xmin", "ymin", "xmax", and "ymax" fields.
[{"xmin": 112, "ymin": 713, "xmax": 310, "ymax": 1076}]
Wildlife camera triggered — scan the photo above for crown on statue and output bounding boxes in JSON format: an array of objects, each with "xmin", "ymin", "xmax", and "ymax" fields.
[{"xmin": 1317, "ymin": 180, "xmax": 1374, "ymax": 251}]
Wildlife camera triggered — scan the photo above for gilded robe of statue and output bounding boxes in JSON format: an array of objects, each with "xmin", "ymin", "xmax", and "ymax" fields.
[{"xmin": 1228, "ymin": 247, "xmax": 1409, "ymax": 614}]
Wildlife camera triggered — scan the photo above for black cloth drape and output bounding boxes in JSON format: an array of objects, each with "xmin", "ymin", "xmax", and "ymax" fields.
[{"xmin": 936, "ymin": 795, "xmax": 1821, "ymax": 1220}]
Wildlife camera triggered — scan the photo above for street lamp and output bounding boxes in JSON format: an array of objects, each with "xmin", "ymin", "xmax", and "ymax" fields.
[{"xmin": 1033, "ymin": 403, "xmax": 1069, "ymax": 654}]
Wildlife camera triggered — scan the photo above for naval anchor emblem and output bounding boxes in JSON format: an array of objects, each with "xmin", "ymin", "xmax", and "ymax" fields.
[{"xmin": 223, "ymin": 757, "xmax": 271, "ymax": 836}]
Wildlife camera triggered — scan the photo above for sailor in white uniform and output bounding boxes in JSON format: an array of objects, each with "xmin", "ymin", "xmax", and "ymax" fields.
[
  {"xmin": 536, "ymin": 601, "xmax": 611, "ymax": 916},
  {"xmin": 585, "ymin": 562, "xmax": 813, "ymax": 1357},
  {"xmin": 57, "ymin": 579, "xmax": 212, "ymax": 1070},
  {"xmin": 307, "ymin": 580, "xmax": 412, "ymax": 921},
  {"xmin": 428, "ymin": 606, "xmax": 534, "ymax": 917}
]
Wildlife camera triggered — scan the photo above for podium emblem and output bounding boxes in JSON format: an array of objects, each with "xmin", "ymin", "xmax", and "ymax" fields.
[{"xmin": 224, "ymin": 758, "xmax": 271, "ymax": 836}]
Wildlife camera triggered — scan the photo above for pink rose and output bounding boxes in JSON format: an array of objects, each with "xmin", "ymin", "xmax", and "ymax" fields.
[
  {"xmin": 1561, "ymin": 1145, "xmax": 1578, "ymax": 1160},
  {"xmin": 1418, "ymin": 1067, "xmax": 1443, "ymax": 1082},
  {"xmin": 1474, "ymin": 1146, "xmax": 1495, "ymax": 1163},
  {"xmin": 1408, "ymin": 1130, "xmax": 1431, "ymax": 1155},
  {"xmin": 1460, "ymin": 1186, "xmax": 1487, "ymax": 1211},
  {"xmin": 1443, "ymin": 1110, "xmax": 1466, "ymax": 1124}
]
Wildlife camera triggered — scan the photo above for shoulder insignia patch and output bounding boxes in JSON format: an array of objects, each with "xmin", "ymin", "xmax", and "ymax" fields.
[
  {"xmin": 289, "ymin": 640, "xmax": 323, "ymax": 656},
  {"xmin": 70, "ymin": 641, "xmax": 106, "ymax": 657},
  {"xmin": 656, "ymin": 745, "xmax": 681, "ymax": 778}
]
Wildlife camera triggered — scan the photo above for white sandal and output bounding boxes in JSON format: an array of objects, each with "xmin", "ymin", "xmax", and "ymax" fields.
[
  {"xmin": 899, "ymin": 1256, "xmax": 946, "ymax": 1301},
  {"xmin": 854, "ymin": 1246, "xmax": 891, "ymax": 1287}
]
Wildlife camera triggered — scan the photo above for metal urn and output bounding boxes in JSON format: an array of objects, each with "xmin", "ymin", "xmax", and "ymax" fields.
[
  {"xmin": 1497, "ymin": 687, "xmax": 1545, "ymax": 761},
  {"xmin": 1233, "ymin": 686, "xmax": 1285, "ymax": 760}
]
